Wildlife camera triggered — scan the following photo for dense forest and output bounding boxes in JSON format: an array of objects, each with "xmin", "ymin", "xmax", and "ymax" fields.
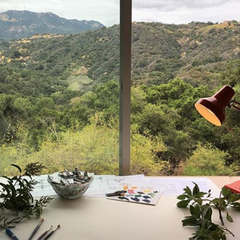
[{"xmin": 1, "ymin": 20, "xmax": 240, "ymax": 176}]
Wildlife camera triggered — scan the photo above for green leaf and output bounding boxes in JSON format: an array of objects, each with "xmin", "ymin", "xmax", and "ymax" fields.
[
  {"xmin": 190, "ymin": 205, "xmax": 195, "ymax": 215},
  {"xmin": 183, "ymin": 186, "xmax": 192, "ymax": 196},
  {"xmin": 201, "ymin": 205, "xmax": 212, "ymax": 221},
  {"xmin": 221, "ymin": 187, "xmax": 231, "ymax": 198},
  {"xmin": 177, "ymin": 194, "xmax": 188, "ymax": 200},
  {"xmin": 190, "ymin": 204, "xmax": 201, "ymax": 218},
  {"xmin": 177, "ymin": 200, "xmax": 190, "ymax": 208},
  {"xmin": 24, "ymin": 173, "xmax": 33, "ymax": 179},
  {"xmin": 231, "ymin": 202, "xmax": 240, "ymax": 210},
  {"xmin": 11, "ymin": 164, "xmax": 22, "ymax": 173},
  {"xmin": 196, "ymin": 198, "xmax": 203, "ymax": 206},
  {"xmin": 226, "ymin": 212, "xmax": 233, "ymax": 222},
  {"xmin": 222, "ymin": 234, "xmax": 227, "ymax": 240},
  {"xmin": 8, "ymin": 182, "xmax": 17, "ymax": 197},
  {"xmin": 192, "ymin": 182, "xmax": 200, "ymax": 196},
  {"xmin": 182, "ymin": 216, "xmax": 199, "ymax": 226},
  {"xmin": 229, "ymin": 193, "xmax": 240, "ymax": 203},
  {"xmin": 196, "ymin": 191, "xmax": 207, "ymax": 198}
]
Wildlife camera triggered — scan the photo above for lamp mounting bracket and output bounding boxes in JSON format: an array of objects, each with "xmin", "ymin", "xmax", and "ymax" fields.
[{"xmin": 229, "ymin": 99, "xmax": 240, "ymax": 111}]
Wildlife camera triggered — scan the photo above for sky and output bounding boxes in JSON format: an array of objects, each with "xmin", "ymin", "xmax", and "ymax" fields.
[{"xmin": 0, "ymin": 0, "xmax": 240, "ymax": 27}]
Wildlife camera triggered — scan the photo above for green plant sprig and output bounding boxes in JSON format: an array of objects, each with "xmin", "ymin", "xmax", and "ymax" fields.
[
  {"xmin": 177, "ymin": 182, "xmax": 240, "ymax": 240},
  {"xmin": 0, "ymin": 163, "xmax": 53, "ymax": 229}
]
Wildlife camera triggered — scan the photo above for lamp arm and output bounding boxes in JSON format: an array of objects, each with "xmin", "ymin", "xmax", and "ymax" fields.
[{"xmin": 229, "ymin": 100, "xmax": 240, "ymax": 111}]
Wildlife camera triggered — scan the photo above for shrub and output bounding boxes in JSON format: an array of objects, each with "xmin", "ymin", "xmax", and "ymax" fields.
[{"xmin": 182, "ymin": 143, "xmax": 232, "ymax": 176}]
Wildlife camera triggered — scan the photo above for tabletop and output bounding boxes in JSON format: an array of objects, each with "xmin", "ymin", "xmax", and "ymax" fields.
[{"xmin": 0, "ymin": 176, "xmax": 239, "ymax": 240}]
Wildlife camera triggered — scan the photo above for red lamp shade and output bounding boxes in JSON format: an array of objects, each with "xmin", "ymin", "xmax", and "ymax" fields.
[{"xmin": 195, "ymin": 85, "xmax": 235, "ymax": 126}]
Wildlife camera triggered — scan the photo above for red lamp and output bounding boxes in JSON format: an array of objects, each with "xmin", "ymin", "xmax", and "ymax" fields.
[
  {"xmin": 195, "ymin": 85, "xmax": 240, "ymax": 192},
  {"xmin": 195, "ymin": 85, "xmax": 240, "ymax": 126}
]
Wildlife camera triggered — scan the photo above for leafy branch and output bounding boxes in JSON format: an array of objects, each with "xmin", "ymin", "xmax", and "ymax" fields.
[
  {"xmin": 0, "ymin": 163, "xmax": 53, "ymax": 229},
  {"xmin": 177, "ymin": 182, "xmax": 240, "ymax": 240}
]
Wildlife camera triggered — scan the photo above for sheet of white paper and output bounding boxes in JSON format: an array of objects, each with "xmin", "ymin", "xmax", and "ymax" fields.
[
  {"xmin": 148, "ymin": 177, "xmax": 220, "ymax": 197},
  {"xmin": 31, "ymin": 175, "xmax": 57, "ymax": 197},
  {"xmin": 84, "ymin": 175, "xmax": 116, "ymax": 197},
  {"xmin": 1, "ymin": 175, "xmax": 221, "ymax": 200},
  {"xmin": 0, "ymin": 175, "xmax": 57, "ymax": 198},
  {"xmin": 85, "ymin": 175, "xmax": 148, "ymax": 197},
  {"xmin": 32, "ymin": 175, "xmax": 144, "ymax": 198}
]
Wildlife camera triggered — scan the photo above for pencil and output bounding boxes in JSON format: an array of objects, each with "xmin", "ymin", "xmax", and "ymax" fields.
[{"xmin": 28, "ymin": 218, "xmax": 44, "ymax": 240}]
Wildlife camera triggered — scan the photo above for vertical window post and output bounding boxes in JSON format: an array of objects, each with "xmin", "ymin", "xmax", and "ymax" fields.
[{"xmin": 119, "ymin": 0, "xmax": 132, "ymax": 175}]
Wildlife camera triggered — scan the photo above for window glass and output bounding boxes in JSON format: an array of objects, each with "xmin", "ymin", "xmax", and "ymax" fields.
[
  {"xmin": 131, "ymin": 1, "xmax": 240, "ymax": 176},
  {"xmin": 0, "ymin": 0, "xmax": 120, "ymax": 176}
]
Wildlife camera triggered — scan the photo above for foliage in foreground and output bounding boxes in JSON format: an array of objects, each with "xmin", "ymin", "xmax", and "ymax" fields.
[
  {"xmin": 182, "ymin": 144, "xmax": 233, "ymax": 176},
  {"xmin": 0, "ymin": 122, "xmax": 168, "ymax": 176},
  {"xmin": 0, "ymin": 163, "xmax": 53, "ymax": 229},
  {"xmin": 177, "ymin": 183, "xmax": 240, "ymax": 240},
  {"xmin": 1, "ymin": 61, "xmax": 240, "ymax": 176}
]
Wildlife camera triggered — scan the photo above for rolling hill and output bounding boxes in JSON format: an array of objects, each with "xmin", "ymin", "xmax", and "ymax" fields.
[{"xmin": 0, "ymin": 20, "xmax": 240, "ymax": 97}]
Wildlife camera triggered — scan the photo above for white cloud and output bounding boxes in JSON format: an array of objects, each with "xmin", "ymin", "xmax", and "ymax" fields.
[
  {"xmin": 0, "ymin": 0, "xmax": 119, "ymax": 27},
  {"xmin": 0, "ymin": 0, "xmax": 240, "ymax": 26},
  {"xmin": 132, "ymin": 0, "xmax": 240, "ymax": 24},
  {"xmin": 132, "ymin": 0, "xmax": 230, "ymax": 12}
]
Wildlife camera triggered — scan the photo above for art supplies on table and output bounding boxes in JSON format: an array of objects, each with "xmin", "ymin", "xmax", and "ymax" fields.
[
  {"xmin": 28, "ymin": 218, "xmax": 44, "ymax": 240},
  {"xmin": 106, "ymin": 185, "xmax": 165, "ymax": 205},
  {"xmin": 5, "ymin": 229, "xmax": 20, "ymax": 240}
]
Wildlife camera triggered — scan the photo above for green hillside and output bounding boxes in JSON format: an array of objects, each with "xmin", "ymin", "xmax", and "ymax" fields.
[
  {"xmin": 1, "ymin": 21, "xmax": 240, "ymax": 176},
  {"xmin": 1, "ymin": 21, "xmax": 240, "ymax": 92}
]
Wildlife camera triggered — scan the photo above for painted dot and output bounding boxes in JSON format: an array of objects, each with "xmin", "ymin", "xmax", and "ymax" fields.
[
  {"xmin": 135, "ymin": 195, "xmax": 142, "ymax": 198},
  {"xmin": 131, "ymin": 197, "xmax": 140, "ymax": 202},
  {"xmin": 143, "ymin": 195, "xmax": 151, "ymax": 199},
  {"xmin": 128, "ymin": 189, "xmax": 135, "ymax": 194},
  {"xmin": 118, "ymin": 196, "xmax": 129, "ymax": 201}
]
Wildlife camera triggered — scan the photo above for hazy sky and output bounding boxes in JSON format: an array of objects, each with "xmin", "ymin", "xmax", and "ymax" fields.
[{"xmin": 0, "ymin": 0, "xmax": 240, "ymax": 27}]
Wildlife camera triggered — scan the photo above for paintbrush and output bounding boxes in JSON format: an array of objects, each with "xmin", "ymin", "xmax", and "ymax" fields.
[
  {"xmin": 41, "ymin": 225, "xmax": 60, "ymax": 240},
  {"xmin": 36, "ymin": 226, "xmax": 53, "ymax": 240},
  {"xmin": 28, "ymin": 218, "xmax": 44, "ymax": 240}
]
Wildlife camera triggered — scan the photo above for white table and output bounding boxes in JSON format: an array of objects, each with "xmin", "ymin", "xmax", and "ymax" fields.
[{"xmin": 0, "ymin": 176, "xmax": 239, "ymax": 240}]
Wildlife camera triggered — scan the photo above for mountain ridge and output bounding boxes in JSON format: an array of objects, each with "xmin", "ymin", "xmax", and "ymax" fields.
[{"xmin": 0, "ymin": 10, "xmax": 105, "ymax": 40}]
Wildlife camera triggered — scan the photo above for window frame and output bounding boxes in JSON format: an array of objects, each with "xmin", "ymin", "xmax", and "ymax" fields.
[{"xmin": 119, "ymin": 0, "xmax": 132, "ymax": 175}]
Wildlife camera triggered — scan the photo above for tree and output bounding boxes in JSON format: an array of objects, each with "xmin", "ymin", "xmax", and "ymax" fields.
[
  {"xmin": 133, "ymin": 103, "xmax": 193, "ymax": 174},
  {"xmin": 12, "ymin": 97, "xmax": 34, "ymax": 119},
  {"xmin": 131, "ymin": 132, "xmax": 168, "ymax": 175},
  {"xmin": 182, "ymin": 143, "xmax": 232, "ymax": 175},
  {"xmin": 221, "ymin": 60, "xmax": 240, "ymax": 87}
]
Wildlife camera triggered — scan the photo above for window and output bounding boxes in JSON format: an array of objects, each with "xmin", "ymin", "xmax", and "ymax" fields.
[
  {"xmin": 0, "ymin": 1, "xmax": 122, "ymax": 176},
  {"xmin": 130, "ymin": 1, "xmax": 240, "ymax": 176}
]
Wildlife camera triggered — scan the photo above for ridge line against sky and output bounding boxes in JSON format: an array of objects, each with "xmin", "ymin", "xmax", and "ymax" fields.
[{"xmin": 0, "ymin": 0, "xmax": 240, "ymax": 27}]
